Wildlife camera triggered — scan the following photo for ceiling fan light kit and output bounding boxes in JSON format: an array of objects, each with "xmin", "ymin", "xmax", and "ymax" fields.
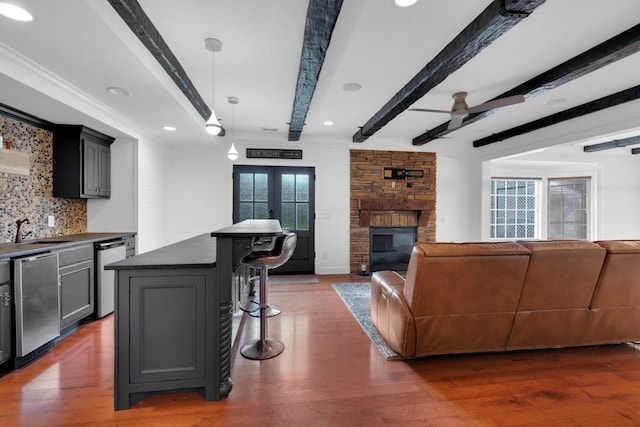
[{"xmin": 410, "ymin": 91, "xmax": 525, "ymax": 130}]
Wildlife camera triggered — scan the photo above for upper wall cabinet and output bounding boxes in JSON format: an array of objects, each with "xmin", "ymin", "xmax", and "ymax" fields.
[{"xmin": 53, "ymin": 125, "xmax": 114, "ymax": 199}]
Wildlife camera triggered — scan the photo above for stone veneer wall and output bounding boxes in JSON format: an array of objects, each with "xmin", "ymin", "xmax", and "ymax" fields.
[
  {"xmin": 350, "ymin": 150, "xmax": 436, "ymax": 274},
  {"xmin": 0, "ymin": 115, "xmax": 87, "ymax": 243}
]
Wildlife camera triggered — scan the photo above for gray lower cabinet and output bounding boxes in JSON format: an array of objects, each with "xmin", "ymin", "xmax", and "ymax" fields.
[
  {"xmin": 115, "ymin": 267, "xmax": 218, "ymax": 410},
  {"xmin": 0, "ymin": 261, "xmax": 11, "ymax": 364},
  {"xmin": 57, "ymin": 244, "xmax": 94, "ymax": 332}
]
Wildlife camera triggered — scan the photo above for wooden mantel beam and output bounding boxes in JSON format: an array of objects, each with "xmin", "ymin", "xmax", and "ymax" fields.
[
  {"xmin": 358, "ymin": 199, "xmax": 435, "ymax": 227},
  {"xmin": 288, "ymin": 0, "xmax": 343, "ymax": 141},
  {"xmin": 413, "ymin": 22, "xmax": 640, "ymax": 146},
  {"xmin": 352, "ymin": 0, "xmax": 545, "ymax": 143}
]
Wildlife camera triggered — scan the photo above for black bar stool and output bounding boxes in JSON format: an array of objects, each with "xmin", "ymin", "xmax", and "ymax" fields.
[{"xmin": 240, "ymin": 232, "xmax": 297, "ymax": 360}]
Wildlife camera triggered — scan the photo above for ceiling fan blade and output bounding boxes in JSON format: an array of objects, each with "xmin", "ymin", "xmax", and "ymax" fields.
[
  {"xmin": 409, "ymin": 108, "xmax": 452, "ymax": 114},
  {"xmin": 447, "ymin": 116, "xmax": 464, "ymax": 130},
  {"xmin": 467, "ymin": 94, "xmax": 525, "ymax": 114}
]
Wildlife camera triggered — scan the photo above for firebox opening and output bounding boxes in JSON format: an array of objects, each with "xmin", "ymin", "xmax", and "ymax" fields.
[{"xmin": 369, "ymin": 226, "xmax": 416, "ymax": 273}]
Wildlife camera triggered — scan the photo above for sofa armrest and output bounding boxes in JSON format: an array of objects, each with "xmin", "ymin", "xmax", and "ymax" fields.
[{"xmin": 371, "ymin": 271, "xmax": 416, "ymax": 357}]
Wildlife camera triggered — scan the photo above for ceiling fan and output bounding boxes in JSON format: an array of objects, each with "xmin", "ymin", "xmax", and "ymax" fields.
[{"xmin": 409, "ymin": 91, "xmax": 525, "ymax": 130}]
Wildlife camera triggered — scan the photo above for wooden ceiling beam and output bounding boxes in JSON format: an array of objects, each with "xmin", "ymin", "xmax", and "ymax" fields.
[
  {"xmin": 583, "ymin": 135, "xmax": 640, "ymax": 152},
  {"xmin": 632, "ymin": 147, "xmax": 640, "ymax": 155},
  {"xmin": 351, "ymin": 0, "xmax": 545, "ymax": 143},
  {"xmin": 413, "ymin": 22, "xmax": 640, "ymax": 146},
  {"xmin": 473, "ymin": 84, "xmax": 640, "ymax": 147},
  {"xmin": 288, "ymin": 0, "xmax": 344, "ymax": 141},
  {"xmin": 108, "ymin": 0, "xmax": 214, "ymax": 126}
]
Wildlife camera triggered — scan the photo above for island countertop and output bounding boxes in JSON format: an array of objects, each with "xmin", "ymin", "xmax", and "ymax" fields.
[
  {"xmin": 107, "ymin": 219, "xmax": 282, "ymax": 271},
  {"xmin": 211, "ymin": 219, "xmax": 282, "ymax": 238},
  {"xmin": 106, "ymin": 233, "xmax": 216, "ymax": 270}
]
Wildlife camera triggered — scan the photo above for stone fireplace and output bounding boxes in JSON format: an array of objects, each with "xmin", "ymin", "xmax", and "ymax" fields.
[{"xmin": 350, "ymin": 150, "xmax": 436, "ymax": 275}]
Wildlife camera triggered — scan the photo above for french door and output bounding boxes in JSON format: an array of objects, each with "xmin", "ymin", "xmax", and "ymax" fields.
[{"xmin": 233, "ymin": 165, "xmax": 315, "ymax": 274}]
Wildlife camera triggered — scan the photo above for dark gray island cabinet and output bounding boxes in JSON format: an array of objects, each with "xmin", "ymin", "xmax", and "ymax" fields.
[{"xmin": 107, "ymin": 220, "xmax": 281, "ymax": 410}]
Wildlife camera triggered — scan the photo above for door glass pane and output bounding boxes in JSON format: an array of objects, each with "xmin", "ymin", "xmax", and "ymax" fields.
[
  {"xmin": 296, "ymin": 204, "xmax": 309, "ymax": 230},
  {"xmin": 281, "ymin": 203, "xmax": 295, "ymax": 229},
  {"xmin": 239, "ymin": 174, "xmax": 253, "ymax": 202},
  {"xmin": 281, "ymin": 174, "xmax": 295, "ymax": 202},
  {"xmin": 239, "ymin": 203, "xmax": 253, "ymax": 221},
  {"xmin": 254, "ymin": 203, "xmax": 269, "ymax": 219},
  {"xmin": 254, "ymin": 174, "xmax": 268, "ymax": 202},
  {"xmin": 296, "ymin": 174, "xmax": 309, "ymax": 202}
]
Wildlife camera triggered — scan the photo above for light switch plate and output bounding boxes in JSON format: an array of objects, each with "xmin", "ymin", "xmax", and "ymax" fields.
[{"xmin": 48, "ymin": 215, "xmax": 55, "ymax": 227}]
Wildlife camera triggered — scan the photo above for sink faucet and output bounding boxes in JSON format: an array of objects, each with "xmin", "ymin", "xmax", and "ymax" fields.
[{"xmin": 15, "ymin": 218, "xmax": 32, "ymax": 243}]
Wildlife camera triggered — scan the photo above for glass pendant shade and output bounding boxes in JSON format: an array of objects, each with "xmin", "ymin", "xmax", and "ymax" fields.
[
  {"xmin": 205, "ymin": 111, "xmax": 222, "ymax": 135},
  {"xmin": 227, "ymin": 143, "xmax": 238, "ymax": 160}
]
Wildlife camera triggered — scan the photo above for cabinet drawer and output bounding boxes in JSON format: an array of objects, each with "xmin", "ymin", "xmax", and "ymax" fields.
[{"xmin": 57, "ymin": 244, "xmax": 93, "ymax": 267}]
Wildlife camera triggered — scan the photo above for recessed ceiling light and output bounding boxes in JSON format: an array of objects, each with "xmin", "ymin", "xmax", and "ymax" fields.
[
  {"xmin": 162, "ymin": 126, "xmax": 177, "ymax": 132},
  {"xmin": 394, "ymin": 0, "xmax": 418, "ymax": 7},
  {"xmin": 0, "ymin": 3, "xmax": 33, "ymax": 22},
  {"xmin": 323, "ymin": 121, "xmax": 334, "ymax": 126},
  {"xmin": 343, "ymin": 82, "xmax": 362, "ymax": 92},
  {"xmin": 106, "ymin": 86, "xmax": 132, "ymax": 96}
]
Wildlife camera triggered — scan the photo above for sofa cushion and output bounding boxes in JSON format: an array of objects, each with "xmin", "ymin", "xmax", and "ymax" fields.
[
  {"xmin": 516, "ymin": 240, "xmax": 606, "ymax": 310},
  {"xmin": 591, "ymin": 240, "xmax": 640, "ymax": 307},
  {"xmin": 404, "ymin": 242, "xmax": 531, "ymax": 316}
]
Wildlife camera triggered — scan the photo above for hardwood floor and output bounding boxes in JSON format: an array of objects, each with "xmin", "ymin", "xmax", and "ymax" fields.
[{"xmin": 1, "ymin": 274, "xmax": 639, "ymax": 426}]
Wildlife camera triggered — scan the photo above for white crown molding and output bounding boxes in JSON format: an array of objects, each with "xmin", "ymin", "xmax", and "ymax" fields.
[{"xmin": 0, "ymin": 41, "xmax": 148, "ymax": 140}]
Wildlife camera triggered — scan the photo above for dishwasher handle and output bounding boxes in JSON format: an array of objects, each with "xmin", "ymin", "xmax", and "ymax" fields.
[{"xmin": 96, "ymin": 241, "xmax": 126, "ymax": 250}]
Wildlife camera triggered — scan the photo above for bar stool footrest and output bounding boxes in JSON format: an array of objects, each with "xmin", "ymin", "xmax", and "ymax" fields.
[
  {"xmin": 249, "ymin": 305, "xmax": 281, "ymax": 318},
  {"xmin": 241, "ymin": 338, "xmax": 285, "ymax": 360}
]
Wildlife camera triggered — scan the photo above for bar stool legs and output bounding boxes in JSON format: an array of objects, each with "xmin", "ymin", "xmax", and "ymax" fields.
[{"xmin": 240, "ymin": 265, "xmax": 285, "ymax": 360}]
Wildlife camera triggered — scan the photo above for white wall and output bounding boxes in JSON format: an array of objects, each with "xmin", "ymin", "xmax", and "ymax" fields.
[
  {"xmin": 88, "ymin": 138, "xmax": 137, "ymax": 233},
  {"xmin": 165, "ymin": 143, "xmax": 233, "ymax": 244},
  {"xmin": 136, "ymin": 137, "xmax": 168, "ymax": 253},
  {"xmin": 593, "ymin": 155, "xmax": 640, "ymax": 239}
]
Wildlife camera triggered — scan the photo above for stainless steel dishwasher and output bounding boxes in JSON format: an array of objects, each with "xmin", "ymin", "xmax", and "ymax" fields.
[
  {"xmin": 13, "ymin": 252, "xmax": 60, "ymax": 358},
  {"xmin": 95, "ymin": 241, "xmax": 126, "ymax": 318}
]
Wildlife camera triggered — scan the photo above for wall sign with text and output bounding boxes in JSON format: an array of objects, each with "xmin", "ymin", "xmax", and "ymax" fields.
[
  {"xmin": 383, "ymin": 167, "xmax": 424, "ymax": 180},
  {"xmin": 246, "ymin": 148, "xmax": 303, "ymax": 159}
]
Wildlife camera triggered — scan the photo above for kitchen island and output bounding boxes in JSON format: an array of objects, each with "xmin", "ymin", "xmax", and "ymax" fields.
[{"xmin": 107, "ymin": 220, "xmax": 281, "ymax": 410}]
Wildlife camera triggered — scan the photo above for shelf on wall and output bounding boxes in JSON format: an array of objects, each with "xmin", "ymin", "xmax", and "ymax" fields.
[{"xmin": 0, "ymin": 148, "xmax": 30, "ymax": 176}]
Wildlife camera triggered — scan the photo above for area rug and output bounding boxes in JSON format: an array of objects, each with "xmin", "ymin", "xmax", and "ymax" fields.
[
  {"xmin": 332, "ymin": 283, "xmax": 405, "ymax": 360},
  {"xmin": 268, "ymin": 274, "xmax": 319, "ymax": 285}
]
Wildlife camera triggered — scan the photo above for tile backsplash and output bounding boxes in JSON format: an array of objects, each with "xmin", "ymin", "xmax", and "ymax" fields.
[{"xmin": 0, "ymin": 115, "xmax": 87, "ymax": 243}]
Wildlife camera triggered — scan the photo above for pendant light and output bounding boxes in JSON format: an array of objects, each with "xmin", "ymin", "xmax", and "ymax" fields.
[
  {"xmin": 227, "ymin": 96, "xmax": 239, "ymax": 160},
  {"xmin": 205, "ymin": 38, "xmax": 223, "ymax": 135}
]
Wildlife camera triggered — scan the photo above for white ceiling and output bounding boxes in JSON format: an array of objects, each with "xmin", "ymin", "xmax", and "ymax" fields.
[{"xmin": 1, "ymin": 0, "xmax": 640, "ymax": 156}]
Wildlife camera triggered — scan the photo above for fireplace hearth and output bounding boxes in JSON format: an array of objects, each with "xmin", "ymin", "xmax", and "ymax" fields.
[{"xmin": 369, "ymin": 226, "xmax": 416, "ymax": 272}]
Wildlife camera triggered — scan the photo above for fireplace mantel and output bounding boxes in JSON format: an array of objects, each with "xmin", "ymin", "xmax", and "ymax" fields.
[{"xmin": 357, "ymin": 198, "xmax": 435, "ymax": 227}]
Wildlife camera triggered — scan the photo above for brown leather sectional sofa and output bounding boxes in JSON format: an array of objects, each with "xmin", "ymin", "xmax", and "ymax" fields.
[{"xmin": 370, "ymin": 240, "xmax": 640, "ymax": 358}]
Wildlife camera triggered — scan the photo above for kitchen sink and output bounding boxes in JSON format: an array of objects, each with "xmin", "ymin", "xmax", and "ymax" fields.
[{"xmin": 20, "ymin": 240, "xmax": 70, "ymax": 245}]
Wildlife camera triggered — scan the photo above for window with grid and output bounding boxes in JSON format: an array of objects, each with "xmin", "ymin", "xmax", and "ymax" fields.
[
  {"xmin": 548, "ymin": 177, "xmax": 590, "ymax": 239},
  {"xmin": 490, "ymin": 179, "xmax": 538, "ymax": 239}
]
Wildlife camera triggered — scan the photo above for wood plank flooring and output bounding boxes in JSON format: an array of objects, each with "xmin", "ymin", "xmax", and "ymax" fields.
[{"xmin": 1, "ymin": 274, "xmax": 639, "ymax": 426}]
